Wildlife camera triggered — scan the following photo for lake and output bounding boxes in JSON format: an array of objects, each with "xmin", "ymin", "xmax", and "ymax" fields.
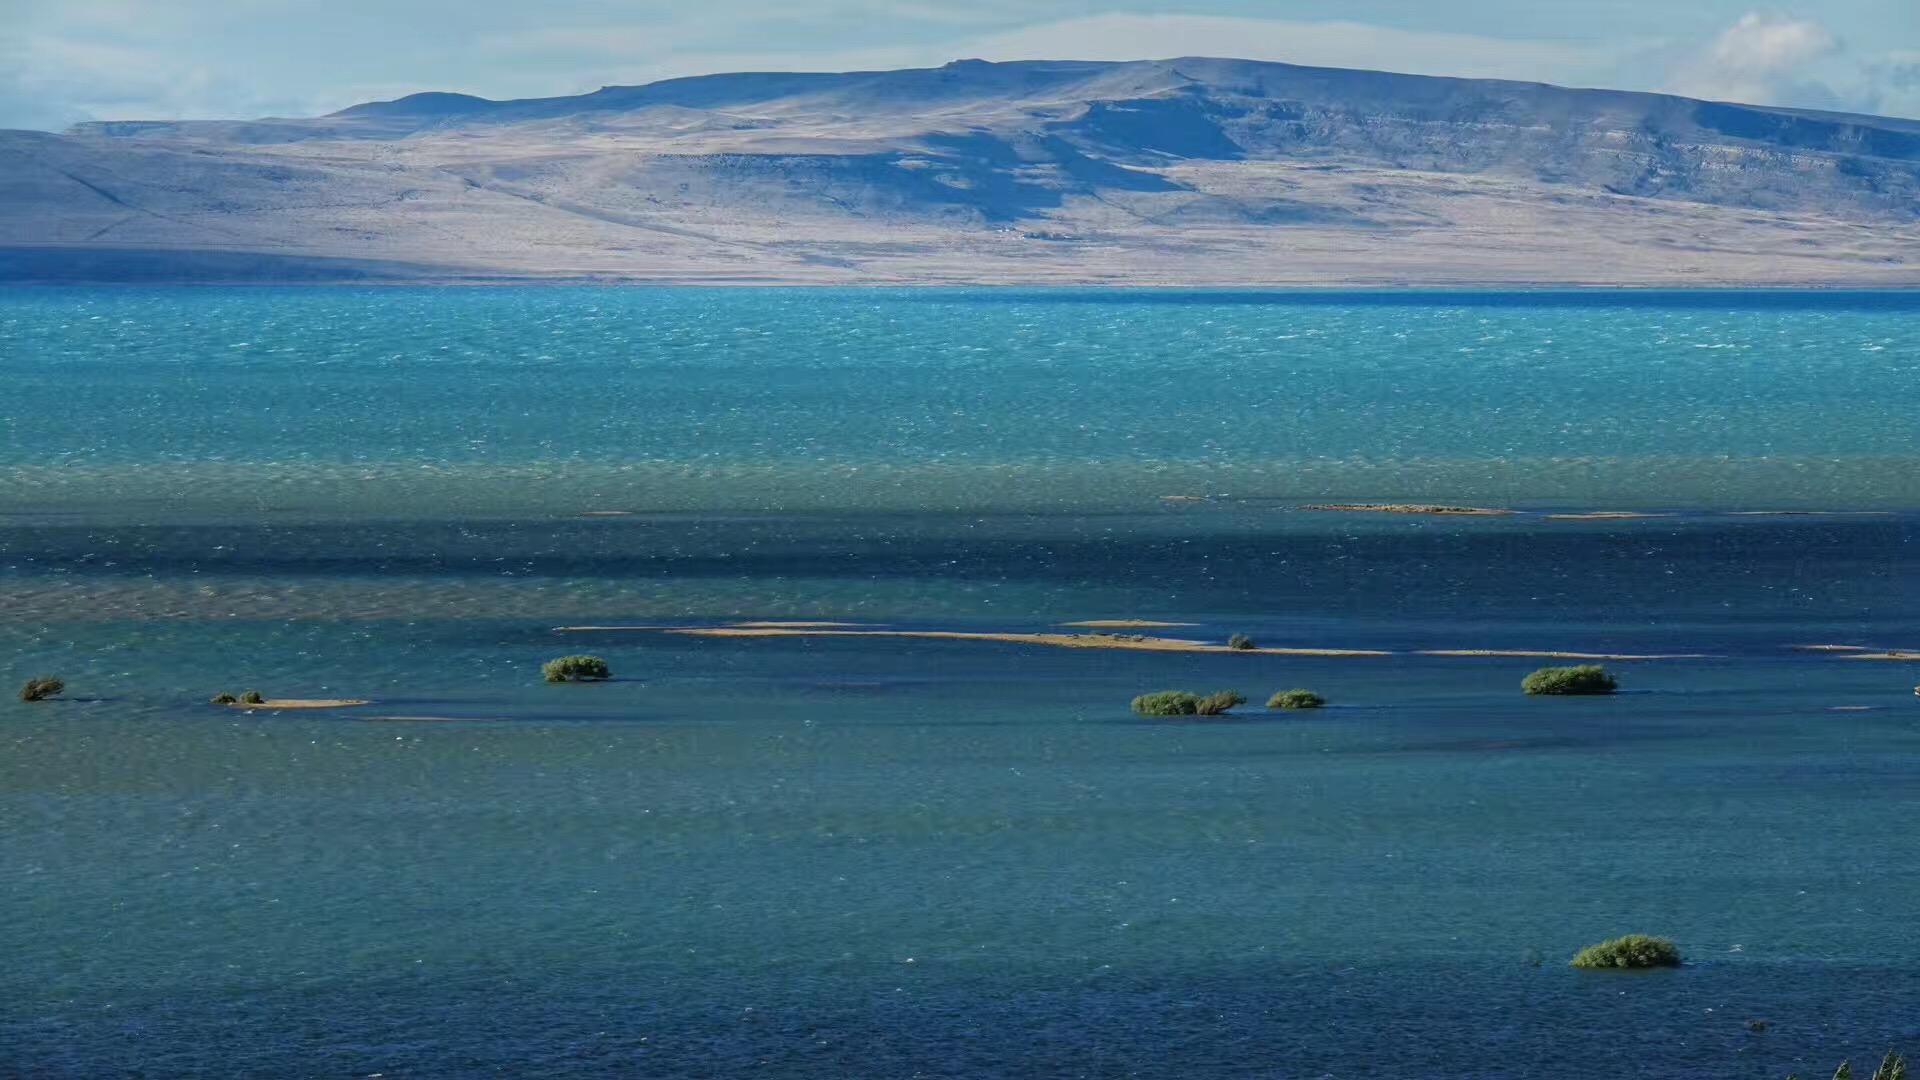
[{"xmin": 2, "ymin": 288, "xmax": 1917, "ymax": 1077}]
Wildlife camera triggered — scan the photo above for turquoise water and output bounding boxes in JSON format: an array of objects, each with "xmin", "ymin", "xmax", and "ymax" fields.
[
  {"xmin": 6, "ymin": 288, "xmax": 1920, "ymax": 513},
  {"xmin": 3, "ymin": 288, "xmax": 1919, "ymax": 1077}
]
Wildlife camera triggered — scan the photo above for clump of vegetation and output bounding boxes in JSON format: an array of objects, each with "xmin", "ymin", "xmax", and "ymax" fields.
[
  {"xmin": 210, "ymin": 693, "xmax": 239, "ymax": 705},
  {"xmin": 1569, "ymin": 934, "xmax": 1681, "ymax": 969},
  {"xmin": 543, "ymin": 655, "xmax": 612, "ymax": 683},
  {"xmin": 1133, "ymin": 691, "xmax": 1204, "ymax": 715},
  {"xmin": 1131, "ymin": 690, "xmax": 1246, "ymax": 716},
  {"xmin": 239, "ymin": 690, "xmax": 265, "ymax": 705},
  {"xmin": 1267, "ymin": 689, "xmax": 1326, "ymax": 710},
  {"xmin": 1194, "ymin": 690, "xmax": 1247, "ymax": 715},
  {"xmin": 18, "ymin": 677, "xmax": 64, "ymax": 702},
  {"xmin": 1523, "ymin": 664, "xmax": 1618, "ymax": 696},
  {"xmin": 1227, "ymin": 633, "xmax": 1256, "ymax": 651}
]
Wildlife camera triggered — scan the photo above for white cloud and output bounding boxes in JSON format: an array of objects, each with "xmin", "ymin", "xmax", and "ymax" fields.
[
  {"xmin": 1663, "ymin": 12, "xmax": 1840, "ymax": 105},
  {"xmin": 1861, "ymin": 50, "xmax": 1920, "ymax": 118}
]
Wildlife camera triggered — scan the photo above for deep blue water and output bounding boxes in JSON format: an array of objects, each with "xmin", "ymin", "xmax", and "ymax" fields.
[{"xmin": 2, "ymin": 288, "xmax": 1918, "ymax": 1078}]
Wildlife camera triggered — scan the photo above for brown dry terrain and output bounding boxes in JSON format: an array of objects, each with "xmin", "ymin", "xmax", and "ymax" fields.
[{"xmin": 6, "ymin": 57, "xmax": 1920, "ymax": 285}]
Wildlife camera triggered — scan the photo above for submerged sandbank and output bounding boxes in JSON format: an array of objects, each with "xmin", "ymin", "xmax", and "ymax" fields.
[
  {"xmin": 1722, "ymin": 510, "xmax": 1894, "ymax": 517},
  {"xmin": 219, "ymin": 698, "xmax": 371, "ymax": 709},
  {"xmin": 1794, "ymin": 644, "xmax": 1919, "ymax": 659},
  {"xmin": 1416, "ymin": 649, "xmax": 1708, "ymax": 660},
  {"xmin": 660, "ymin": 627, "xmax": 1394, "ymax": 656},
  {"xmin": 1300, "ymin": 504, "xmax": 1515, "ymax": 516},
  {"xmin": 1544, "ymin": 511, "xmax": 1673, "ymax": 520},
  {"xmin": 730, "ymin": 621, "xmax": 873, "ymax": 628},
  {"xmin": 556, "ymin": 624, "xmax": 1708, "ymax": 661},
  {"xmin": 360, "ymin": 714, "xmax": 501, "ymax": 722}
]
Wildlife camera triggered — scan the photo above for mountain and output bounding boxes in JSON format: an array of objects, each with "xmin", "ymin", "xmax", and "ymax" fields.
[{"xmin": 3, "ymin": 57, "xmax": 1917, "ymax": 284}]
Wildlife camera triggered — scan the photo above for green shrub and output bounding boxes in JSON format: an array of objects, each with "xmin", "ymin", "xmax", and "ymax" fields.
[
  {"xmin": 1267, "ymin": 689, "xmax": 1326, "ymax": 710},
  {"xmin": 1227, "ymin": 633, "xmax": 1256, "ymax": 651},
  {"xmin": 210, "ymin": 693, "xmax": 238, "ymax": 705},
  {"xmin": 1132, "ymin": 690, "xmax": 1204, "ymax": 715},
  {"xmin": 1131, "ymin": 690, "xmax": 1244, "ymax": 716},
  {"xmin": 543, "ymin": 655, "xmax": 611, "ymax": 683},
  {"xmin": 1523, "ymin": 664, "xmax": 1618, "ymax": 696},
  {"xmin": 1194, "ymin": 690, "xmax": 1247, "ymax": 715},
  {"xmin": 1569, "ymin": 934, "xmax": 1681, "ymax": 969},
  {"xmin": 239, "ymin": 690, "xmax": 265, "ymax": 705},
  {"xmin": 18, "ymin": 677, "xmax": 64, "ymax": 702}
]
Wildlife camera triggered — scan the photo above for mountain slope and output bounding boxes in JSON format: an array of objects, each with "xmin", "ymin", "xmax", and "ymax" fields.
[{"xmin": 5, "ymin": 57, "xmax": 1917, "ymax": 284}]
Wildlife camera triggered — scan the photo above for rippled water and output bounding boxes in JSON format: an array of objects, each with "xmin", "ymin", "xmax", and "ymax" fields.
[
  {"xmin": 3, "ymin": 288, "xmax": 1918, "ymax": 1077},
  {"xmin": 6, "ymin": 287, "xmax": 1920, "ymax": 512}
]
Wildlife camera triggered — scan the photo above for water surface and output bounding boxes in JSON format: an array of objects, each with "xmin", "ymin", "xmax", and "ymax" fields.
[{"xmin": 3, "ymin": 288, "xmax": 1918, "ymax": 1078}]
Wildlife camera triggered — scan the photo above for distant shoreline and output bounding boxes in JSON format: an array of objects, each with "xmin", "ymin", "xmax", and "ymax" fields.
[{"xmin": 9, "ymin": 274, "xmax": 1920, "ymax": 290}]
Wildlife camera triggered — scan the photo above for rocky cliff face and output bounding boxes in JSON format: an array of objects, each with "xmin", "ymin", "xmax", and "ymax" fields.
[{"xmin": 5, "ymin": 58, "xmax": 1917, "ymax": 284}]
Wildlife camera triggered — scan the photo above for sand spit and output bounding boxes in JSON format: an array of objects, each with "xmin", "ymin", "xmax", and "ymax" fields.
[
  {"xmin": 1416, "ymin": 649, "xmax": 1709, "ymax": 660},
  {"xmin": 578, "ymin": 510, "xmax": 636, "ymax": 517},
  {"xmin": 1300, "ymin": 504, "xmax": 1515, "ymax": 516},
  {"xmin": 660, "ymin": 627, "xmax": 1393, "ymax": 656},
  {"xmin": 1793, "ymin": 644, "xmax": 1920, "ymax": 658},
  {"xmin": 221, "ymin": 698, "xmax": 371, "ymax": 709},
  {"xmin": 361, "ymin": 715, "xmax": 500, "ymax": 722},
  {"xmin": 555, "ymin": 625, "xmax": 1731, "ymax": 661},
  {"xmin": 1060, "ymin": 620, "xmax": 1200, "ymax": 628},
  {"xmin": 1545, "ymin": 512, "xmax": 1673, "ymax": 521},
  {"xmin": 729, "ymin": 621, "xmax": 874, "ymax": 629}
]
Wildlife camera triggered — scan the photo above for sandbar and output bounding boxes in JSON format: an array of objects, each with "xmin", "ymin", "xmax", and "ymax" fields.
[
  {"xmin": 221, "ymin": 698, "xmax": 371, "ymax": 709},
  {"xmin": 1059, "ymin": 620, "xmax": 1199, "ymax": 628},
  {"xmin": 555, "ymin": 625, "xmax": 1712, "ymax": 661},
  {"xmin": 729, "ymin": 620, "xmax": 874, "ymax": 629},
  {"xmin": 662, "ymin": 627, "xmax": 1393, "ymax": 656},
  {"xmin": 1795, "ymin": 643, "xmax": 1920, "ymax": 659},
  {"xmin": 1544, "ymin": 512, "xmax": 1672, "ymax": 520},
  {"xmin": 1416, "ymin": 649, "xmax": 1708, "ymax": 660},
  {"xmin": 360, "ymin": 714, "xmax": 500, "ymax": 722},
  {"xmin": 1300, "ymin": 504, "xmax": 1515, "ymax": 516}
]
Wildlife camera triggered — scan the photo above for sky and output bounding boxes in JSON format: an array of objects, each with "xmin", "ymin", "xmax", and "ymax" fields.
[{"xmin": 2, "ymin": 0, "xmax": 1917, "ymax": 130}]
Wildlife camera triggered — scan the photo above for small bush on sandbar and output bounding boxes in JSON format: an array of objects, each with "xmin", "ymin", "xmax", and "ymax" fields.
[
  {"xmin": 1523, "ymin": 664, "xmax": 1617, "ymax": 696},
  {"xmin": 1131, "ymin": 690, "xmax": 1245, "ymax": 716},
  {"xmin": 1267, "ymin": 689, "xmax": 1325, "ymax": 710},
  {"xmin": 1569, "ymin": 934, "xmax": 1681, "ymax": 969},
  {"xmin": 543, "ymin": 655, "xmax": 611, "ymax": 683},
  {"xmin": 18, "ymin": 677, "xmax": 64, "ymax": 702},
  {"xmin": 210, "ymin": 693, "xmax": 238, "ymax": 705},
  {"xmin": 239, "ymin": 690, "xmax": 265, "ymax": 705},
  {"xmin": 1227, "ymin": 633, "xmax": 1256, "ymax": 651}
]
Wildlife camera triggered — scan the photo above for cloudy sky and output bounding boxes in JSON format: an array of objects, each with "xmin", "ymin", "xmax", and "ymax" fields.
[{"xmin": 2, "ymin": 0, "xmax": 1916, "ymax": 130}]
